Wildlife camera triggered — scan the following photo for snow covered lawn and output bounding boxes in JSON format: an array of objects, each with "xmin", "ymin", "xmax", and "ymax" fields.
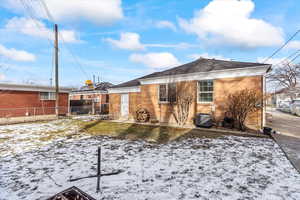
[
  {"xmin": 0, "ymin": 120, "xmax": 300, "ymax": 200},
  {"xmin": 0, "ymin": 119, "xmax": 81, "ymax": 157}
]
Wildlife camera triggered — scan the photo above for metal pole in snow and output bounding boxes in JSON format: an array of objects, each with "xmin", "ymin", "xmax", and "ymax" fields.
[{"xmin": 96, "ymin": 146, "xmax": 101, "ymax": 193}]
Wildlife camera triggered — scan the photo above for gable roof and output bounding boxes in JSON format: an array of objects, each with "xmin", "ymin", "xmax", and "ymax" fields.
[
  {"xmin": 111, "ymin": 78, "xmax": 141, "ymax": 88},
  {"xmin": 112, "ymin": 58, "xmax": 270, "ymax": 88},
  {"xmin": 72, "ymin": 82, "xmax": 114, "ymax": 93}
]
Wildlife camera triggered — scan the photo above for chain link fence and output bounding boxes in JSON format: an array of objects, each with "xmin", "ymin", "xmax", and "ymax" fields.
[
  {"xmin": 0, "ymin": 104, "xmax": 111, "ymax": 125},
  {"xmin": 0, "ymin": 107, "xmax": 69, "ymax": 118},
  {"xmin": 0, "ymin": 107, "xmax": 69, "ymax": 125},
  {"xmin": 70, "ymin": 103, "xmax": 109, "ymax": 115}
]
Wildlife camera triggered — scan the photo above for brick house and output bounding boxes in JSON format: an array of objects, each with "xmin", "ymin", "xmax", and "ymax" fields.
[
  {"xmin": 108, "ymin": 58, "xmax": 271, "ymax": 129},
  {"xmin": 69, "ymin": 82, "xmax": 112, "ymax": 114},
  {"xmin": 0, "ymin": 83, "xmax": 71, "ymax": 117},
  {"xmin": 274, "ymin": 86, "xmax": 300, "ymax": 106}
]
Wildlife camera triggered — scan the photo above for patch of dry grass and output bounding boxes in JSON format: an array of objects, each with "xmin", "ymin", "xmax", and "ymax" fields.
[
  {"xmin": 79, "ymin": 120, "xmax": 178, "ymax": 143},
  {"xmin": 79, "ymin": 120, "xmax": 269, "ymax": 144},
  {"xmin": 0, "ymin": 129, "xmax": 14, "ymax": 134},
  {"xmin": 0, "ymin": 136, "xmax": 12, "ymax": 143}
]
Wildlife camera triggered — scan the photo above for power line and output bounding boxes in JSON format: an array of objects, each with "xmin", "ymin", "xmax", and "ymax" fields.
[
  {"xmin": 19, "ymin": 0, "xmax": 57, "ymax": 86},
  {"xmin": 289, "ymin": 52, "xmax": 300, "ymax": 63},
  {"xmin": 38, "ymin": 0, "xmax": 90, "ymax": 80},
  {"xmin": 20, "ymin": 0, "xmax": 91, "ymax": 81},
  {"xmin": 18, "ymin": 0, "xmax": 54, "ymax": 48},
  {"xmin": 263, "ymin": 29, "xmax": 300, "ymax": 63},
  {"xmin": 272, "ymin": 49, "xmax": 300, "ymax": 67},
  {"xmin": 37, "ymin": 0, "xmax": 55, "ymax": 22},
  {"xmin": 58, "ymin": 33, "xmax": 90, "ymax": 79},
  {"xmin": 282, "ymin": 49, "xmax": 300, "ymax": 63}
]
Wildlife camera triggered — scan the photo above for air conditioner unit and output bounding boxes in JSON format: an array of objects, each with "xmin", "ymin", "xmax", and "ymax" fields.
[{"xmin": 194, "ymin": 113, "xmax": 213, "ymax": 128}]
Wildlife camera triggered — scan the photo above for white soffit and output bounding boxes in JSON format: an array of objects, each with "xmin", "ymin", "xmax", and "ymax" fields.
[{"xmin": 108, "ymin": 86, "xmax": 141, "ymax": 94}]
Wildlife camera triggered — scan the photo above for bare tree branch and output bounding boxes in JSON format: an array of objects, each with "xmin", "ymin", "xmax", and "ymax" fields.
[{"xmin": 267, "ymin": 63, "xmax": 300, "ymax": 99}]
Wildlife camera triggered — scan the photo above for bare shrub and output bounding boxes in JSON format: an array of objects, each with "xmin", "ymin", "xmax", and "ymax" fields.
[
  {"xmin": 227, "ymin": 89, "xmax": 263, "ymax": 131},
  {"xmin": 170, "ymin": 83, "xmax": 194, "ymax": 126}
]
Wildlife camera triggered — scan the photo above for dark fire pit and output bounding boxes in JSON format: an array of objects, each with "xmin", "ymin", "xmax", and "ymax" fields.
[{"xmin": 47, "ymin": 186, "xmax": 96, "ymax": 200}]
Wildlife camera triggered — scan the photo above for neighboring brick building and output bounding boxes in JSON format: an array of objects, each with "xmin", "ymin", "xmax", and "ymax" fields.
[
  {"xmin": 109, "ymin": 58, "xmax": 271, "ymax": 129},
  {"xmin": 69, "ymin": 82, "xmax": 112, "ymax": 114},
  {"xmin": 0, "ymin": 83, "xmax": 72, "ymax": 117}
]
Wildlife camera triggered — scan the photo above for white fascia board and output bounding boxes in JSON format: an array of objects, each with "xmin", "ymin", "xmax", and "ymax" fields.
[
  {"xmin": 70, "ymin": 90, "xmax": 107, "ymax": 95},
  {"xmin": 0, "ymin": 84, "xmax": 72, "ymax": 93},
  {"xmin": 139, "ymin": 66, "xmax": 271, "ymax": 85},
  {"xmin": 108, "ymin": 86, "xmax": 141, "ymax": 94}
]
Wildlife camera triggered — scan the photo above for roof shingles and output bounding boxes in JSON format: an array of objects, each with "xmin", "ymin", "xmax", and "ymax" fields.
[{"xmin": 112, "ymin": 58, "xmax": 270, "ymax": 88}]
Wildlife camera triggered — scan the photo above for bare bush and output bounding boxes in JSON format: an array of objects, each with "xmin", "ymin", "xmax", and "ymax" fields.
[
  {"xmin": 227, "ymin": 89, "xmax": 263, "ymax": 131},
  {"xmin": 170, "ymin": 83, "xmax": 194, "ymax": 126}
]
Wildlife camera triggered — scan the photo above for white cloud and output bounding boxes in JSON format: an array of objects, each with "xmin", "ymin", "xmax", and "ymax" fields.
[
  {"xmin": 129, "ymin": 52, "xmax": 180, "ymax": 69},
  {"xmin": 188, "ymin": 53, "xmax": 230, "ymax": 61},
  {"xmin": 105, "ymin": 32, "xmax": 145, "ymax": 50},
  {"xmin": 257, "ymin": 57, "xmax": 290, "ymax": 65},
  {"xmin": 3, "ymin": 0, "xmax": 123, "ymax": 25},
  {"xmin": 179, "ymin": 0, "xmax": 284, "ymax": 48},
  {"xmin": 5, "ymin": 17, "xmax": 79, "ymax": 43},
  {"xmin": 106, "ymin": 32, "xmax": 196, "ymax": 51},
  {"xmin": 156, "ymin": 20, "xmax": 177, "ymax": 31},
  {"xmin": 0, "ymin": 73, "xmax": 5, "ymax": 80},
  {"xmin": 286, "ymin": 40, "xmax": 300, "ymax": 49},
  {"xmin": 146, "ymin": 42, "xmax": 196, "ymax": 49},
  {"xmin": 0, "ymin": 44, "xmax": 36, "ymax": 62}
]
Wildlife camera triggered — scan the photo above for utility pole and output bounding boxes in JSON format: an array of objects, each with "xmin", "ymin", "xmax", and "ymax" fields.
[{"xmin": 54, "ymin": 24, "xmax": 59, "ymax": 117}]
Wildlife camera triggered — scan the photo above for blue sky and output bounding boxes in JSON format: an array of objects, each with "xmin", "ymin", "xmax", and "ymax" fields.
[{"xmin": 0, "ymin": 0, "xmax": 299, "ymax": 87}]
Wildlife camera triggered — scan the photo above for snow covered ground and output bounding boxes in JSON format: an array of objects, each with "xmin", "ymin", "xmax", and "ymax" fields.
[
  {"xmin": 0, "ymin": 120, "xmax": 300, "ymax": 200},
  {"xmin": 0, "ymin": 119, "xmax": 80, "ymax": 157}
]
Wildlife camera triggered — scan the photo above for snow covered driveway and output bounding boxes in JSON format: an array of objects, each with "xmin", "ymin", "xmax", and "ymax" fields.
[{"xmin": 0, "ymin": 121, "xmax": 300, "ymax": 200}]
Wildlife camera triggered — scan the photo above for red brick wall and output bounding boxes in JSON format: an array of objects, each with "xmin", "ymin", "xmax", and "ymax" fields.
[{"xmin": 0, "ymin": 91, "xmax": 69, "ymax": 117}]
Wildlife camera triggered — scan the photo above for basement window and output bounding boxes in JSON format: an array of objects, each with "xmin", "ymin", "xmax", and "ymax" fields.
[
  {"xmin": 198, "ymin": 80, "xmax": 214, "ymax": 103},
  {"xmin": 159, "ymin": 83, "xmax": 176, "ymax": 103},
  {"xmin": 40, "ymin": 92, "xmax": 56, "ymax": 100}
]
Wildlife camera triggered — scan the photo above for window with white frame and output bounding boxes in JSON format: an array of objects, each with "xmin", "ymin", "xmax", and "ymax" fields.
[
  {"xmin": 159, "ymin": 83, "xmax": 176, "ymax": 103},
  {"xmin": 40, "ymin": 92, "xmax": 56, "ymax": 100},
  {"xmin": 198, "ymin": 80, "xmax": 214, "ymax": 103}
]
